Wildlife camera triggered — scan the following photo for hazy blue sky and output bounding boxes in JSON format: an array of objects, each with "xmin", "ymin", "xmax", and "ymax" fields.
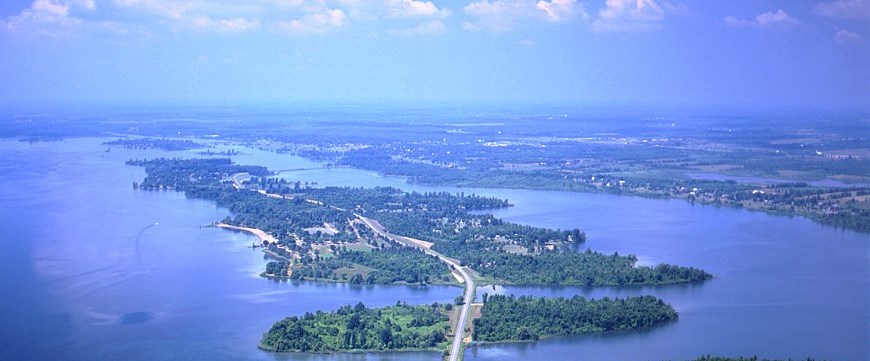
[{"xmin": 0, "ymin": 0, "xmax": 867, "ymax": 109}]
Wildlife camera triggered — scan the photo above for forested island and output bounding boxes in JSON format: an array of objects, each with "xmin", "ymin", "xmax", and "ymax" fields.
[
  {"xmin": 472, "ymin": 294, "xmax": 677, "ymax": 342},
  {"xmin": 258, "ymin": 294, "xmax": 679, "ymax": 353},
  {"xmin": 259, "ymin": 302, "xmax": 451, "ymax": 353},
  {"xmin": 128, "ymin": 157, "xmax": 711, "ymax": 287}
]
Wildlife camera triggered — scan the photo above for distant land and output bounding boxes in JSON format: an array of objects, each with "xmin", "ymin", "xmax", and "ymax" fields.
[{"xmin": 5, "ymin": 107, "xmax": 866, "ymax": 232}]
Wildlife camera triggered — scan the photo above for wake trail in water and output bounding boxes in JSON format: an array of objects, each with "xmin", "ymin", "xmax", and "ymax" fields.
[{"xmin": 135, "ymin": 222, "xmax": 159, "ymax": 264}]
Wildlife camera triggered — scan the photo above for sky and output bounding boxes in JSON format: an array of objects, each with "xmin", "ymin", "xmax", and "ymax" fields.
[{"xmin": 0, "ymin": 0, "xmax": 867, "ymax": 109}]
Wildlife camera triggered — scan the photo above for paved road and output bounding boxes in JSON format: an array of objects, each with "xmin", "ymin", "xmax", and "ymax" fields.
[
  {"xmin": 356, "ymin": 215, "xmax": 474, "ymax": 361},
  {"xmin": 229, "ymin": 182, "xmax": 476, "ymax": 360},
  {"xmin": 229, "ymin": 172, "xmax": 249, "ymax": 189},
  {"xmin": 448, "ymin": 264, "xmax": 474, "ymax": 361}
]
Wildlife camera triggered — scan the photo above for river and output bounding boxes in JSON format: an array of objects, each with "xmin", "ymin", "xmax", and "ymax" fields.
[{"xmin": 0, "ymin": 138, "xmax": 866, "ymax": 361}]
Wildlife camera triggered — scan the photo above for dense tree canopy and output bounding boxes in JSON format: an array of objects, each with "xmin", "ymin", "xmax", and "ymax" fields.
[
  {"xmin": 259, "ymin": 302, "xmax": 450, "ymax": 352},
  {"xmin": 473, "ymin": 294, "xmax": 677, "ymax": 342}
]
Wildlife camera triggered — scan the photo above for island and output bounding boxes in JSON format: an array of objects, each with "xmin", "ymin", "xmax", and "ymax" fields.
[
  {"xmin": 259, "ymin": 302, "xmax": 451, "ymax": 353},
  {"xmin": 471, "ymin": 294, "xmax": 677, "ymax": 342},
  {"xmin": 258, "ymin": 294, "xmax": 680, "ymax": 353}
]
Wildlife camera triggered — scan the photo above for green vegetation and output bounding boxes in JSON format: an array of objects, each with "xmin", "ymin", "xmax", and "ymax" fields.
[
  {"xmin": 131, "ymin": 158, "xmax": 458, "ymax": 285},
  {"xmin": 471, "ymin": 251, "xmax": 710, "ymax": 286},
  {"xmin": 128, "ymin": 157, "xmax": 270, "ymax": 192},
  {"xmin": 317, "ymin": 148, "xmax": 870, "ymax": 233},
  {"xmin": 375, "ymin": 211, "xmax": 710, "ymax": 286},
  {"xmin": 274, "ymin": 111, "xmax": 870, "ymax": 233},
  {"xmin": 104, "ymin": 138, "xmax": 204, "ymax": 150},
  {"xmin": 276, "ymin": 246, "xmax": 453, "ymax": 284},
  {"xmin": 130, "ymin": 157, "xmax": 711, "ymax": 287},
  {"xmin": 472, "ymin": 294, "xmax": 678, "ymax": 342},
  {"xmin": 259, "ymin": 302, "xmax": 450, "ymax": 353},
  {"xmin": 732, "ymin": 184, "xmax": 870, "ymax": 232}
]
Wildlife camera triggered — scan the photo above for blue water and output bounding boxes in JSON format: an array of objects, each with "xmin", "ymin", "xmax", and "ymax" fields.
[
  {"xmin": 0, "ymin": 138, "xmax": 457, "ymax": 361},
  {"xmin": 0, "ymin": 138, "xmax": 867, "ymax": 361}
]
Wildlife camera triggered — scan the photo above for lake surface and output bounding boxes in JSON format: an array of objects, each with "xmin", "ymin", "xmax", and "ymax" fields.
[
  {"xmin": 0, "ymin": 138, "xmax": 457, "ymax": 361},
  {"xmin": 1, "ymin": 138, "xmax": 867, "ymax": 361}
]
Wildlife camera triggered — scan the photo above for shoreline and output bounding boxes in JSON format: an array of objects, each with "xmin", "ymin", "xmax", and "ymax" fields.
[
  {"xmin": 214, "ymin": 222, "xmax": 463, "ymax": 287},
  {"xmin": 403, "ymin": 178, "xmax": 869, "ymax": 234},
  {"xmin": 213, "ymin": 223, "xmax": 278, "ymax": 245},
  {"xmin": 258, "ymin": 342, "xmax": 448, "ymax": 354},
  {"xmin": 260, "ymin": 273, "xmax": 463, "ymax": 287},
  {"xmin": 465, "ymin": 318, "xmax": 681, "ymax": 348}
]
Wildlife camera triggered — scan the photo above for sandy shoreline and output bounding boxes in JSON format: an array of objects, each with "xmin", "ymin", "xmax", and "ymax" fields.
[{"xmin": 214, "ymin": 223, "xmax": 278, "ymax": 245}]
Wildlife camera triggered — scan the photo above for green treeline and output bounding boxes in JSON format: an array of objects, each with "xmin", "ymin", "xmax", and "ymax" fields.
[
  {"xmin": 807, "ymin": 210, "xmax": 870, "ymax": 233},
  {"xmin": 271, "ymin": 245, "xmax": 453, "ymax": 284},
  {"xmin": 259, "ymin": 302, "xmax": 450, "ymax": 353},
  {"xmin": 302, "ymin": 185, "xmax": 511, "ymax": 212},
  {"xmin": 473, "ymin": 251, "xmax": 710, "ymax": 285},
  {"xmin": 127, "ymin": 158, "xmax": 270, "ymax": 191},
  {"xmin": 105, "ymin": 138, "xmax": 204, "ymax": 151},
  {"xmin": 472, "ymin": 294, "xmax": 677, "ymax": 342}
]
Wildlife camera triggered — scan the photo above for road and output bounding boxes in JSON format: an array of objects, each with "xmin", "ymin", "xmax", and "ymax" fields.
[
  {"xmin": 221, "ymin": 182, "xmax": 476, "ymax": 360},
  {"xmin": 356, "ymin": 215, "xmax": 474, "ymax": 361},
  {"xmin": 448, "ymin": 264, "xmax": 474, "ymax": 361},
  {"xmin": 229, "ymin": 172, "xmax": 249, "ymax": 190}
]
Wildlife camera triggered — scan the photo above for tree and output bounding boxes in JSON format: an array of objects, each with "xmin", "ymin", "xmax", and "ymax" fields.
[
  {"xmin": 516, "ymin": 327, "xmax": 535, "ymax": 340},
  {"xmin": 379, "ymin": 328, "xmax": 392, "ymax": 346},
  {"xmin": 347, "ymin": 313, "xmax": 360, "ymax": 330}
]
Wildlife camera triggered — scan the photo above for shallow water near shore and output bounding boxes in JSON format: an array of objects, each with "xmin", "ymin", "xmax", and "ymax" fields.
[{"xmin": 0, "ymin": 138, "xmax": 867, "ymax": 361}]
